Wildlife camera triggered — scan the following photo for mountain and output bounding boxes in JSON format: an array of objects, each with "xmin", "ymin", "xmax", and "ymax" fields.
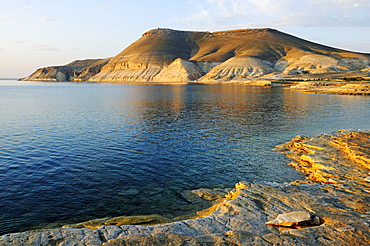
[
  {"xmin": 21, "ymin": 28, "xmax": 370, "ymax": 82},
  {"xmin": 20, "ymin": 58, "xmax": 110, "ymax": 82}
]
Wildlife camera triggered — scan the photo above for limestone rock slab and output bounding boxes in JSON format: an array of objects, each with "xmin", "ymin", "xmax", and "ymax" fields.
[{"xmin": 265, "ymin": 211, "xmax": 312, "ymax": 227}]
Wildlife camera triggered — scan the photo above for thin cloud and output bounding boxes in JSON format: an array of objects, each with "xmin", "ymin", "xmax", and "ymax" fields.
[
  {"xmin": 39, "ymin": 16, "xmax": 56, "ymax": 22},
  {"xmin": 32, "ymin": 43, "xmax": 60, "ymax": 52},
  {"xmin": 12, "ymin": 40, "xmax": 30, "ymax": 44},
  {"xmin": 0, "ymin": 15, "xmax": 15, "ymax": 21},
  {"xmin": 11, "ymin": 40, "xmax": 60, "ymax": 52},
  {"xmin": 94, "ymin": 6, "xmax": 109, "ymax": 10},
  {"xmin": 182, "ymin": 0, "xmax": 370, "ymax": 29},
  {"xmin": 309, "ymin": 0, "xmax": 370, "ymax": 9}
]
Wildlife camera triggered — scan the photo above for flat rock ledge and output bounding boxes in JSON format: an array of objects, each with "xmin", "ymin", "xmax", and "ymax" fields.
[
  {"xmin": 289, "ymin": 81, "xmax": 370, "ymax": 95},
  {"xmin": 1, "ymin": 130, "xmax": 370, "ymax": 245}
]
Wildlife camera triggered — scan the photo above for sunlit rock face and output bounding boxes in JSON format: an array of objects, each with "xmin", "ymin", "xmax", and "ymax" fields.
[
  {"xmin": 290, "ymin": 81, "xmax": 370, "ymax": 95},
  {"xmin": 152, "ymin": 58, "xmax": 203, "ymax": 82},
  {"xmin": 22, "ymin": 28, "xmax": 370, "ymax": 82},
  {"xmin": 199, "ymin": 56, "xmax": 274, "ymax": 81},
  {"xmin": 91, "ymin": 28, "xmax": 370, "ymax": 82}
]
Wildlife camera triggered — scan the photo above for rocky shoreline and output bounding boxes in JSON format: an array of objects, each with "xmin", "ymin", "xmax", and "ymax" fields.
[
  {"xmin": 237, "ymin": 78, "xmax": 370, "ymax": 95},
  {"xmin": 288, "ymin": 80, "xmax": 370, "ymax": 95},
  {"xmin": 1, "ymin": 130, "xmax": 370, "ymax": 245}
]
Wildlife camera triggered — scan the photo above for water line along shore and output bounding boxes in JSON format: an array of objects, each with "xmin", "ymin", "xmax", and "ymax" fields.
[{"xmin": 1, "ymin": 130, "xmax": 370, "ymax": 245}]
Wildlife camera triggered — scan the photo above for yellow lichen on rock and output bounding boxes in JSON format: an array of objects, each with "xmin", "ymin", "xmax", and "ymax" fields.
[
  {"xmin": 279, "ymin": 130, "xmax": 370, "ymax": 188},
  {"xmin": 288, "ymin": 158, "xmax": 339, "ymax": 184},
  {"xmin": 196, "ymin": 203, "xmax": 226, "ymax": 218},
  {"xmin": 235, "ymin": 181, "xmax": 247, "ymax": 190},
  {"xmin": 280, "ymin": 137, "xmax": 340, "ymax": 184},
  {"xmin": 279, "ymin": 130, "xmax": 370, "ymax": 184},
  {"xmin": 103, "ymin": 215, "xmax": 169, "ymax": 226},
  {"xmin": 300, "ymin": 143, "xmax": 324, "ymax": 150},
  {"xmin": 330, "ymin": 135, "xmax": 370, "ymax": 170},
  {"xmin": 196, "ymin": 181, "xmax": 248, "ymax": 217}
]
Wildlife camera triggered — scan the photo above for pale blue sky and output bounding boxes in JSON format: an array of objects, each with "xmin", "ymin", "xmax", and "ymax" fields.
[{"xmin": 1, "ymin": 0, "xmax": 370, "ymax": 78}]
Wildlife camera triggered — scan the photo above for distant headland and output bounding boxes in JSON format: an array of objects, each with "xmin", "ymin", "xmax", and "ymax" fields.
[{"xmin": 20, "ymin": 28, "xmax": 370, "ymax": 83}]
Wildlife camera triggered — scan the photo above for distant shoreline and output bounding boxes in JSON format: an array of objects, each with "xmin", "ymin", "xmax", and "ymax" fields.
[{"xmin": 13, "ymin": 78, "xmax": 370, "ymax": 96}]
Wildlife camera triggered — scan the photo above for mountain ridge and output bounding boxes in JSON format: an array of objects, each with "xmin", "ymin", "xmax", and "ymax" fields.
[{"xmin": 21, "ymin": 28, "xmax": 370, "ymax": 82}]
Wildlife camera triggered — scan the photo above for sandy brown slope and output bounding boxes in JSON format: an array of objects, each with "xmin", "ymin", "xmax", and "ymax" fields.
[
  {"xmin": 89, "ymin": 28, "xmax": 370, "ymax": 82},
  {"xmin": 89, "ymin": 29, "xmax": 204, "ymax": 82},
  {"xmin": 22, "ymin": 28, "xmax": 370, "ymax": 82}
]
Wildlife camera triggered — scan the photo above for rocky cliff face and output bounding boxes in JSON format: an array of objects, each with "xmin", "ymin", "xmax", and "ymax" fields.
[
  {"xmin": 152, "ymin": 58, "xmax": 203, "ymax": 82},
  {"xmin": 22, "ymin": 28, "xmax": 370, "ymax": 82},
  {"xmin": 20, "ymin": 58, "xmax": 110, "ymax": 82}
]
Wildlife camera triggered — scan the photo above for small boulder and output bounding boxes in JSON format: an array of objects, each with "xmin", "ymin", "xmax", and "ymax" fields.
[
  {"xmin": 311, "ymin": 215, "xmax": 321, "ymax": 226},
  {"xmin": 266, "ymin": 211, "xmax": 315, "ymax": 227}
]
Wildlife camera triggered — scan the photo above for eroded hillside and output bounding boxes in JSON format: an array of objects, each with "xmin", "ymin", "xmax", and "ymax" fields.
[{"xmin": 21, "ymin": 28, "xmax": 370, "ymax": 82}]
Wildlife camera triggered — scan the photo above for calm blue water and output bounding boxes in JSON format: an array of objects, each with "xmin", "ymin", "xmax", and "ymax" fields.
[{"xmin": 1, "ymin": 79, "xmax": 370, "ymax": 234}]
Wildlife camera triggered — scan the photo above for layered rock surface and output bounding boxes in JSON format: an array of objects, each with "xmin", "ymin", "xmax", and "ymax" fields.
[
  {"xmin": 289, "ymin": 81, "xmax": 370, "ymax": 95},
  {"xmin": 152, "ymin": 58, "xmax": 203, "ymax": 82},
  {"xmin": 21, "ymin": 28, "xmax": 370, "ymax": 83},
  {"xmin": 2, "ymin": 130, "xmax": 370, "ymax": 245},
  {"xmin": 20, "ymin": 58, "xmax": 110, "ymax": 82}
]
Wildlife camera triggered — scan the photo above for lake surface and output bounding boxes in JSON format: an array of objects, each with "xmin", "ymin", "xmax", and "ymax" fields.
[{"xmin": 1, "ymin": 79, "xmax": 370, "ymax": 235}]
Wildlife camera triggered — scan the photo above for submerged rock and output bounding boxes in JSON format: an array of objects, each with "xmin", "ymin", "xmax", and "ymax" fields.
[
  {"xmin": 190, "ymin": 188, "xmax": 229, "ymax": 201},
  {"xmin": 2, "ymin": 130, "xmax": 370, "ymax": 245},
  {"xmin": 118, "ymin": 189, "xmax": 140, "ymax": 196},
  {"xmin": 61, "ymin": 215, "xmax": 169, "ymax": 229}
]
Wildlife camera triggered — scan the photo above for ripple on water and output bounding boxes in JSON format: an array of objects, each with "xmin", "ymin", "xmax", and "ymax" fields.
[{"xmin": 1, "ymin": 82, "xmax": 370, "ymax": 235}]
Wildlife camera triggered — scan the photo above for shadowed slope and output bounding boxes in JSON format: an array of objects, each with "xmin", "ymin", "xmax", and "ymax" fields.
[
  {"xmin": 89, "ymin": 29, "xmax": 204, "ymax": 82},
  {"xmin": 20, "ymin": 58, "xmax": 110, "ymax": 82}
]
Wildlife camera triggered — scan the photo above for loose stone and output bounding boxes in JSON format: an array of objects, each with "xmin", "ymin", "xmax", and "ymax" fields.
[
  {"xmin": 311, "ymin": 215, "xmax": 321, "ymax": 226},
  {"xmin": 266, "ymin": 211, "xmax": 313, "ymax": 227}
]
